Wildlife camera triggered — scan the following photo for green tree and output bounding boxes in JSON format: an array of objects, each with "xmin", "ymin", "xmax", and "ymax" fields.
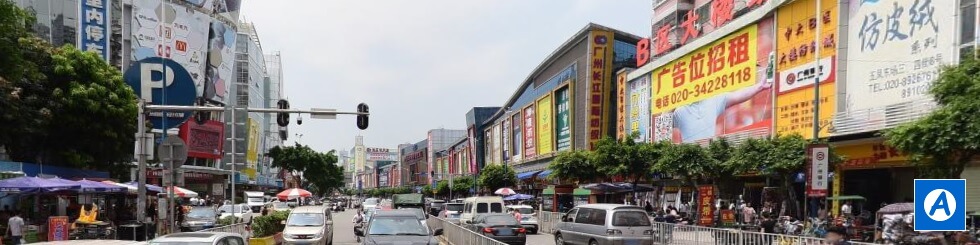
[
  {"xmin": 548, "ymin": 150, "xmax": 596, "ymax": 184},
  {"xmin": 657, "ymin": 143, "xmax": 713, "ymax": 188},
  {"xmin": 269, "ymin": 144, "xmax": 344, "ymax": 194},
  {"xmin": 883, "ymin": 55, "xmax": 980, "ymax": 179},
  {"xmin": 591, "ymin": 134, "xmax": 663, "ymax": 192},
  {"xmin": 450, "ymin": 176, "xmax": 475, "ymax": 197},
  {"xmin": 704, "ymin": 138, "xmax": 743, "ymax": 200},
  {"xmin": 435, "ymin": 180, "xmax": 449, "ymax": 196},
  {"xmin": 478, "ymin": 164, "xmax": 517, "ymax": 192}
]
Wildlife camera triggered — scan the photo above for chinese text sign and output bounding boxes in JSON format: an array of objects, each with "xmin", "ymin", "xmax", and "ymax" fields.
[
  {"xmin": 523, "ymin": 105, "xmax": 537, "ymax": 158},
  {"xmin": 537, "ymin": 95, "xmax": 555, "ymax": 155},
  {"xmin": 80, "ymin": 0, "xmax": 110, "ymax": 60},
  {"xmin": 588, "ymin": 30, "xmax": 613, "ymax": 150},
  {"xmin": 555, "ymin": 85, "xmax": 572, "ymax": 151},
  {"xmin": 628, "ymin": 75, "xmax": 652, "ymax": 142},
  {"xmin": 617, "ymin": 71, "xmax": 628, "ymax": 140},
  {"xmin": 775, "ymin": 0, "xmax": 839, "ymax": 138},
  {"xmin": 698, "ymin": 185, "xmax": 716, "ymax": 226}
]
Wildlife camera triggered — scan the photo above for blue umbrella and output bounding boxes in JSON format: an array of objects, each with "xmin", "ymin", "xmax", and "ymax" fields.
[
  {"xmin": 504, "ymin": 194, "xmax": 534, "ymax": 201},
  {"xmin": 0, "ymin": 176, "xmax": 80, "ymax": 193}
]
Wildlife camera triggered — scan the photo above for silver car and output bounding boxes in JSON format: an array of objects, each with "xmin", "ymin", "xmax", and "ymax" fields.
[
  {"xmin": 553, "ymin": 204, "xmax": 654, "ymax": 245},
  {"xmin": 148, "ymin": 232, "xmax": 246, "ymax": 245},
  {"xmin": 282, "ymin": 206, "xmax": 334, "ymax": 245}
]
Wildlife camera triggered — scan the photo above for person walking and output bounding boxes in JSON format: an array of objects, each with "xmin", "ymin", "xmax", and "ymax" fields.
[
  {"xmin": 512, "ymin": 209, "xmax": 523, "ymax": 221},
  {"xmin": 6, "ymin": 211, "xmax": 24, "ymax": 245}
]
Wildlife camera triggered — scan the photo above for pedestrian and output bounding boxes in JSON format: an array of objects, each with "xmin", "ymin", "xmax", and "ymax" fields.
[
  {"xmin": 6, "ymin": 210, "xmax": 24, "ymax": 245},
  {"xmin": 512, "ymin": 209, "xmax": 522, "ymax": 221},
  {"xmin": 645, "ymin": 201, "xmax": 654, "ymax": 213},
  {"xmin": 742, "ymin": 204, "xmax": 756, "ymax": 224},
  {"xmin": 823, "ymin": 226, "xmax": 851, "ymax": 245},
  {"xmin": 353, "ymin": 210, "xmax": 364, "ymax": 224}
]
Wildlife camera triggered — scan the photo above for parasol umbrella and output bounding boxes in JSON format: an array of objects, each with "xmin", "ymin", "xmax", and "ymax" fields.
[
  {"xmin": 277, "ymin": 188, "xmax": 312, "ymax": 200},
  {"xmin": 0, "ymin": 176, "xmax": 80, "ymax": 193},
  {"xmin": 503, "ymin": 194, "xmax": 534, "ymax": 201},
  {"xmin": 878, "ymin": 202, "xmax": 914, "ymax": 214},
  {"xmin": 494, "ymin": 188, "xmax": 517, "ymax": 196},
  {"xmin": 46, "ymin": 178, "xmax": 126, "ymax": 193},
  {"xmin": 164, "ymin": 186, "xmax": 198, "ymax": 198},
  {"xmin": 124, "ymin": 181, "xmax": 164, "ymax": 193}
]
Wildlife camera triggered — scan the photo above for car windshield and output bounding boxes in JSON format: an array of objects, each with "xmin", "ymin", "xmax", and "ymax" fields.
[
  {"xmin": 367, "ymin": 216, "xmax": 429, "ymax": 236},
  {"xmin": 364, "ymin": 199, "xmax": 379, "ymax": 205},
  {"xmin": 446, "ymin": 204, "xmax": 464, "ymax": 212},
  {"xmin": 612, "ymin": 211, "xmax": 652, "ymax": 226},
  {"xmin": 273, "ymin": 202, "xmax": 289, "ymax": 209},
  {"xmin": 512, "ymin": 208, "xmax": 534, "ymax": 214},
  {"xmin": 247, "ymin": 197, "xmax": 264, "ymax": 203},
  {"xmin": 218, "ymin": 205, "xmax": 243, "ymax": 213},
  {"xmin": 287, "ymin": 213, "xmax": 324, "ymax": 226},
  {"xmin": 483, "ymin": 215, "xmax": 519, "ymax": 225},
  {"xmin": 187, "ymin": 208, "xmax": 216, "ymax": 219}
]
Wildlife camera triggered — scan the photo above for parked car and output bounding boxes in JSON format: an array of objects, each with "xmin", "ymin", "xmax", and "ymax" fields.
[
  {"xmin": 354, "ymin": 210, "xmax": 442, "ymax": 245},
  {"xmin": 460, "ymin": 196, "xmax": 505, "ymax": 225},
  {"xmin": 428, "ymin": 200, "xmax": 446, "ymax": 216},
  {"xmin": 553, "ymin": 204, "xmax": 654, "ymax": 245},
  {"xmin": 439, "ymin": 203, "xmax": 465, "ymax": 224},
  {"xmin": 218, "ymin": 204, "xmax": 254, "ymax": 224},
  {"xmin": 465, "ymin": 213, "xmax": 527, "ymax": 245},
  {"xmin": 267, "ymin": 201, "xmax": 292, "ymax": 213},
  {"xmin": 282, "ymin": 206, "xmax": 334, "ymax": 245},
  {"xmin": 181, "ymin": 206, "xmax": 218, "ymax": 231},
  {"xmin": 362, "ymin": 198, "xmax": 380, "ymax": 211},
  {"xmin": 149, "ymin": 232, "xmax": 245, "ymax": 245},
  {"xmin": 506, "ymin": 205, "xmax": 539, "ymax": 234}
]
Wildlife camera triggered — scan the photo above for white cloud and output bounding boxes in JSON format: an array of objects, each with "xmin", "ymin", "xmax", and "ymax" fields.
[{"xmin": 241, "ymin": 0, "xmax": 650, "ymax": 151}]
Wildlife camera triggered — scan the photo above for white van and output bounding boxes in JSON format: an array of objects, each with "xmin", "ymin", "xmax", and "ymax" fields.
[
  {"xmin": 244, "ymin": 191, "xmax": 265, "ymax": 213},
  {"xmin": 459, "ymin": 196, "xmax": 505, "ymax": 225}
]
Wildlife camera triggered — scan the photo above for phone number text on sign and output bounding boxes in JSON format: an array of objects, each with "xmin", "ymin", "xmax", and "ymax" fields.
[{"xmin": 654, "ymin": 25, "xmax": 759, "ymax": 113}]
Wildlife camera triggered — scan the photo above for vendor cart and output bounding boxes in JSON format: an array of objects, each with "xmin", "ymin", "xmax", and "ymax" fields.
[{"xmin": 876, "ymin": 202, "xmax": 915, "ymax": 244}]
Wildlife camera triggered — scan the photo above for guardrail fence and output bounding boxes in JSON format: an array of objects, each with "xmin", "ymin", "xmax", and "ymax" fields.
[
  {"xmin": 539, "ymin": 211, "xmax": 877, "ymax": 245},
  {"xmin": 428, "ymin": 216, "xmax": 507, "ymax": 245},
  {"xmin": 199, "ymin": 223, "xmax": 250, "ymax": 238}
]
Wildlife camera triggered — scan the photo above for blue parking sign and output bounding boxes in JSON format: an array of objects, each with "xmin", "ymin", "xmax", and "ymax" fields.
[{"xmin": 914, "ymin": 179, "xmax": 966, "ymax": 231}]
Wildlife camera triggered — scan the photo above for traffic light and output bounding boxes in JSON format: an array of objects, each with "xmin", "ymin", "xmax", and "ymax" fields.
[
  {"xmin": 356, "ymin": 103, "xmax": 369, "ymax": 130},
  {"xmin": 194, "ymin": 97, "xmax": 208, "ymax": 125},
  {"xmin": 277, "ymin": 99, "xmax": 290, "ymax": 127}
]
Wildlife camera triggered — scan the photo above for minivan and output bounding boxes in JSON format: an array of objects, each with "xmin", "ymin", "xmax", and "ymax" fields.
[
  {"xmin": 553, "ymin": 204, "xmax": 654, "ymax": 245},
  {"xmin": 460, "ymin": 196, "xmax": 505, "ymax": 225},
  {"xmin": 282, "ymin": 206, "xmax": 333, "ymax": 245}
]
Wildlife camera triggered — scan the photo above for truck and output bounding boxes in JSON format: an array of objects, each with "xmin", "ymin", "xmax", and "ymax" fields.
[
  {"xmin": 244, "ymin": 191, "xmax": 266, "ymax": 213},
  {"xmin": 392, "ymin": 193, "xmax": 425, "ymax": 209}
]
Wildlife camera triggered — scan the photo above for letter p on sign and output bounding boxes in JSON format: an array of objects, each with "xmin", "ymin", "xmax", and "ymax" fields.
[{"xmin": 140, "ymin": 63, "xmax": 175, "ymax": 102}]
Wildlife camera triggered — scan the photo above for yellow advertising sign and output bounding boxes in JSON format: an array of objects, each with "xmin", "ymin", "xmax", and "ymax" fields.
[
  {"xmin": 774, "ymin": 0, "xmax": 838, "ymax": 138},
  {"xmin": 653, "ymin": 25, "xmax": 758, "ymax": 113},
  {"xmin": 536, "ymin": 94, "xmax": 554, "ymax": 155},
  {"xmin": 588, "ymin": 30, "xmax": 613, "ymax": 149},
  {"xmin": 834, "ymin": 141, "xmax": 909, "ymax": 170},
  {"xmin": 246, "ymin": 118, "xmax": 259, "ymax": 178},
  {"xmin": 616, "ymin": 71, "xmax": 627, "ymax": 140}
]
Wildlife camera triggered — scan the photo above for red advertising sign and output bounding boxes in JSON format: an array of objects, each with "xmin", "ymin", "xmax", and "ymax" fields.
[
  {"xmin": 698, "ymin": 185, "xmax": 716, "ymax": 226},
  {"xmin": 179, "ymin": 120, "xmax": 225, "ymax": 159},
  {"xmin": 523, "ymin": 105, "xmax": 537, "ymax": 158},
  {"xmin": 48, "ymin": 216, "xmax": 69, "ymax": 241},
  {"xmin": 647, "ymin": 0, "xmax": 769, "ymax": 60},
  {"xmin": 720, "ymin": 210, "xmax": 736, "ymax": 226}
]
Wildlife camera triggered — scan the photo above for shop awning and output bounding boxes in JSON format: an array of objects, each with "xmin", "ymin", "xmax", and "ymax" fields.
[
  {"xmin": 537, "ymin": 170, "xmax": 552, "ymax": 178},
  {"xmin": 517, "ymin": 171, "xmax": 542, "ymax": 180}
]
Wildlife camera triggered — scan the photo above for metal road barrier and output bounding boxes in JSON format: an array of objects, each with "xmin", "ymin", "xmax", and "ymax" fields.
[
  {"xmin": 539, "ymin": 211, "xmax": 877, "ymax": 245},
  {"xmin": 199, "ymin": 223, "xmax": 250, "ymax": 238},
  {"xmin": 427, "ymin": 216, "xmax": 507, "ymax": 245}
]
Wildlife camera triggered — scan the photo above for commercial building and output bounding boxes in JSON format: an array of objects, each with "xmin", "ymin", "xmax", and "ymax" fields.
[
  {"xmin": 481, "ymin": 23, "xmax": 641, "ymax": 189},
  {"xmin": 349, "ymin": 136, "xmax": 399, "ymax": 190},
  {"xmin": 623, "ymin": 0, "xmax": 980, "ymax": 214},
  {"xmin": 463, "ymin": 107, "xmax": 501, "ymax": 176}
]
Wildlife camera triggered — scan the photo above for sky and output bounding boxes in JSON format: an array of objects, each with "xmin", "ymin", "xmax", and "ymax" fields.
[{"xmin": 239, "ymin": 0, "xmax": 652, "ymax": 153}]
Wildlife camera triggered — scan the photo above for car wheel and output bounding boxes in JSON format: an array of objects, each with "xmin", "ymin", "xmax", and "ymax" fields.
[
  {"xmin": 555, "ymin": 233, "xmax": 566, "ymax": 245},
  {"xmin": 589, "ymin": 239, "xmax": 599, "ymax": 245}
]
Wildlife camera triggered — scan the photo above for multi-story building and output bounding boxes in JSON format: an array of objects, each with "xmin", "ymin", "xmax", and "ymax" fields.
[
  {"xmin": 463, "ymin": 107, "xmax": 501, "ymax": 177},
  {"xmin": 348, "ymin": 136, "xmax": 398, "ymax": 190}
]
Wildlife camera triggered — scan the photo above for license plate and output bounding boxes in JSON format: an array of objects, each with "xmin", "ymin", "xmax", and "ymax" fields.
[
  {"xmin": 624, "ymin": 239, "xmax": 640, "ymax": 245},
  {"xmin": 521, "ymin": 217, "xmax": 529, "ymax": 220},
  {"xmin": 496, "ymin": 229, "xmax": 513, "ymax": 235}
]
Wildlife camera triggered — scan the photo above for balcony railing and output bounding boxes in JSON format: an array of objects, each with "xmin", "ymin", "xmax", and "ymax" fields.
[{"xmin": 831, "ymin": 98, "xmax": 936, "ymax": 136}]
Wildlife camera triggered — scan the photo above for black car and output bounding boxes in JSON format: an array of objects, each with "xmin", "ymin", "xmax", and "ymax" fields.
[
  {"xmin": 181, "ymin": 206, "xmax": 218, "ymax": 231},
  {"xmin": 466, "ymin": 214, "xmax": 526, "ymax": 245},
  {"xmin": 355, "ymin": 210, "xmax": 443, "ymax": 245}
]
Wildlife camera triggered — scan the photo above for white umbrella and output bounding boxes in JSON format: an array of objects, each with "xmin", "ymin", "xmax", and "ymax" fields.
[
  {"xmin": 166, "ymin": 186, "xmax": 198, "ymax": 198},
  {"xmin": 494, "ymin": 188, "xmax": 516, "ymax": 196}
]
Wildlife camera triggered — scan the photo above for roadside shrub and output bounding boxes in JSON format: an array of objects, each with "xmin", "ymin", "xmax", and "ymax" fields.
[
  {"xmin": 217, "ymin": 215, "xmax": 237, "ymax": 226},
  {"xmin": 252, "ymin": 210, "xmax": 290, "ymax": 237}
]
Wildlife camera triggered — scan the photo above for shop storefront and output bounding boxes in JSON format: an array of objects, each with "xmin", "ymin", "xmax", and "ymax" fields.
[{"xmin": 832, "ymin": 139, "xmax": 915, "ymax": 214}]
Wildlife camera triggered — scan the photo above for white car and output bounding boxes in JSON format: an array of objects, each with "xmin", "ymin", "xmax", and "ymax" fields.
[
  {"xmin": 218, "ymin": 204, "xmax": 254, "ymax": 224},
  {"xmin": 149, "ymin": 232, "xmax": 246, "ymax": 245},
  {"xmin": 506, "ymin": 205, "xmax": 539, "ymax": 234},
  {"xmin": 283, "ymin": 206, "xmax": 334, "ymax": 245},
  {"xmin": 362, "ymin": 198, "xmax": 380, "ymax": 212}
]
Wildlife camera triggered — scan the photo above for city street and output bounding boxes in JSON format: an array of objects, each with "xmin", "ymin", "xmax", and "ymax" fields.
[{"xmin": 330, "ymin": 209, "xmax": 554, "ymax": 245}]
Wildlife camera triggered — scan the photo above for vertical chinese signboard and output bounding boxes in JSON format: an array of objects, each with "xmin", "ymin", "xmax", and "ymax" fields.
[
  {"xmin": 503, "ymin": 117, "xmax": 511, "ymax": 163},
  {"xmin": 697, "ymin": 185, "xmax": 716, "ymax": 226},
  {"xmin": 245, "ymin": 118, "xmax": 260, "ymax": 179},
  {"xmin": 775, "ymin": 0, "xmax": 838, "ymax": 138},
  {"xmin": 493, "ymin": 124, "xmax": 502, "ymax": 164},
  {"xmin": 536, "ymin": 95, "xmax": 555, "ymax": 155},
  {"xmin": 588, "ymin": 30, "xmax": 613, "ymax": 150},
  {"xmin": 845, "ymin": 0, "xmax": 953, "ymax": 112},
  {"xmin": 555, "ymin": 85, "xmax": 572, "ymax": 151},
  {"xmin": 48, "ymin": 216, "xmax": 69, "ymax": 241},
  {"xmin": 523, "ymin": 105, "xmax": 537, "ymax": 158},
  {"xmin": 617, "ymin": 71, "xmax": 628, "ymax": 140},
  {"xmin": 807, "ymin": 144, "xmax": 829, "ymax": 197},
  {"xmin": 511, "ymin": 113, "xmax": 523, "ymax": 162},
  {"xmin": 652, "ymin": 19, "xmax": 775, "ymax": 144},
  {"xmin": 468, "ymin": 127, "xmax": 477, "ymax": 172},
  {"xmin": 79, "ymin": 0, "xmax": 110, "ymax": 60},
  {"xmin": 628, "ymin": 75, "xmax": 652, "ymax": 142}
]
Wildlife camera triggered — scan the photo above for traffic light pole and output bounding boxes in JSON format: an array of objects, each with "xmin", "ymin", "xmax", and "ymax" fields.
[{"xmin": 134, "ymin": 102, "xmax": 368, "ymax": 227}]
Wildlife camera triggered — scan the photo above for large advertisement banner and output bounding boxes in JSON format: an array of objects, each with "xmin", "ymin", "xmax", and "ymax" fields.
[
  {"xmin": 132, "ymin": 0, "xmax": 210, "ymax": 98},
  {"xmin": 484, "ymin": 129, "xmax": 493, "ymax": 165},
  {"xmin": 555, "ymin": 85, "xmax": 572, "ymax": 151},
  {"xmin": 502, "ymin": 117, "xmax": 511, "ymax": 163},
  {"xmin": 588, "ymin": 30, "xmax": 614, "ymax": 150},
  {"xmin": 628, "ymin": 75, "xmax": 652, "ymax": 142},
  {"xmin": 178, "ymin": 119, "xmax": 225, "ymax": 159},
  {"xmin": 493, "ymin": 123, "xmax": 503, "ymax": 164},
  {"xmin": 511, "ymin": 113, "xmax": 523, "ymax": 161},
  {"xmin": 536, "ymin": 94, "xmax": 555, "ymax": 155},
  {"xmin": 653, "ymin": 18, "xmax": 775, "ymax": 143},
  {"xmin": 468, "ymin": 127, "xmax": 476, "ymax": 172},
  {"xmin": 79, "ymin": 0, "xmax": 110, "ymax": 60},
  {"xmin": 617, "ymin": 72, "xmax": 628, "ymax": 140},
  {"xmin": 523, "ymin": 105, "xmax": 537, "ymax": 158},
  {"xmin": 775, "ymin": 0, "xmax": 838, "ymax": 138},
  {"xmin": 845, "ymin": 0, "xmax": 952, "ymax": 111},
  {"xmin": 245, "ymin": 118, "xmax": 259, "ymax": 179}
]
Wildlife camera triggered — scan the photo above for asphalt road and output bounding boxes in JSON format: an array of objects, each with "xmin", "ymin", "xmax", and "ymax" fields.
[{"xmin": 331, "ymin": 209, "xmax": 361, "ymax": 245}]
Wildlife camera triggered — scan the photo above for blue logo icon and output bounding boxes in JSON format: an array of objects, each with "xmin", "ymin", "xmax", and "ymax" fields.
[
  {"xmin": 124, "ymin": 58, "xmax": 198, "ymax": 130},
  {"xmin": 914, "ymin": 179, "xmax": 966, "ymax": 231}
]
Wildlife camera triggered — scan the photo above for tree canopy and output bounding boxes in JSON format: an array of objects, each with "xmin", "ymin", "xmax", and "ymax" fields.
[
  {"xmin": 591, "ymin": 134, "xmax": 663, "ymax": 186},
  {"xmin": 549, "ymin": 150, "xmax": 596, "ymax": 184},
  {"xmin": 883, "ymin": 54, "xmax": 980, "ymax": 179},
  {"xmin": 478, "ymin": 163, "xmax": 517, "ymax": 192},
  {"xmin": 268, "ymin": 143, "xmax": 345, "ymax": 195}
]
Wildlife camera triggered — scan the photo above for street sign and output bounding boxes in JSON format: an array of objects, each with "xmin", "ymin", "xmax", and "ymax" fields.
[
  {"xmin": 157, "ymin": 136, "xmax": 188, "ymax": 169},
  {"xmin": 806, "ymin": 144, "xmax": 829, "ymax": 197},
  {"xmin": 125, "ymin": 58, "xmax": 197, "ymax": 130}
]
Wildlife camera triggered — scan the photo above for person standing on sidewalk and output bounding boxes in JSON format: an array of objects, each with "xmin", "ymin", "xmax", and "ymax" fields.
[{"xmin": 6, "ymin": 211, "xmax": 24, "ymax": 245}]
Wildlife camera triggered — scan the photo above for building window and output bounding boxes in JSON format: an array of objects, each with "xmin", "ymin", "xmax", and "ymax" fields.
[{"xmin": 613, "ymin": 40, "xmax": 638, "ymax": 68}]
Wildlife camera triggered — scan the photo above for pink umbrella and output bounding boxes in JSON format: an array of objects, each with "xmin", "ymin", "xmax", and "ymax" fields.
[
  {"xmin": 277, "ymin": 188, "xmax": 312, "ymax": 200},
  {"xmin": 166, "ymin": 186, "xmax": 198, "ymax": 198},
  {"xmin": 494, "ymin": 187, "xmax": 516, "ymax": 196}
]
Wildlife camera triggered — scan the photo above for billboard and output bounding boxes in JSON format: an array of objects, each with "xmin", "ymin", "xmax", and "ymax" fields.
[
  {"xmin": 523, "ymin": 105, "xmax": 537, "ymax": 158},
  {"xmin": 628, "ymin": 75, "xmax": 652, "ymax": 142},
  {"xmin": 588, "ymin": 30, "xmax": 614, "ymax": 149},
  {"xmin": 555, "ymin": 85, "xmax": 572, "ymax": 151},
  {"xmin": 79, "ymin": 0, "xmax": 110, "ymax": 60},
  {"xmin": 131, "ymin": 0, "xmax": 210, "ymax": 99},
  {"xmin": 484, "ymin": 128, "xmax": 493, "ymax": 164},
  {"xmin": 536, "ymin": 94, "xmax": 555, "ymax": 155},
  {"xmin": 245, "ymin": 118, "xmax": 259, "ymax": 179},
  {"xmin": 502, "ymin": 117, "xmax": 510, "ymax": 163},
  {"xmin": 652, "ymin": 18, "xmax": 775, "ymax": 143},
  {"xmin": 468, "ymin": 127, "xmax": 477, "ymax": 172},
  {"xmin": 178, "ymin": 120, "xmax": 225, "ymax": 159},
  {"xmin": 617, "ymin": 72, "xmax": 628, "ymax": 140},
  {"xmin": 511, "ymin": 113, "xmax": 523, "ymax": 161},
  {"xmin": 493, "ymin": 123, "xmax": 502, "ymax": 164},
  {"xmin": 844, "ymin": 0, "xmax": 953, "ymax": 111},
  {"xmin": 648, "ymin": 0, "xmax": 770, "ymax": 60},
  {"xmin": 367, "ymin": 148, "xmax": 398, "ymax": 161},
  {"xmin": 775, "ymin": 0, "xmax": 837, "ymax": 138},
  {"xmin": 204, "ymin": 21, "xmax": 236, "ymax": 104}
]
